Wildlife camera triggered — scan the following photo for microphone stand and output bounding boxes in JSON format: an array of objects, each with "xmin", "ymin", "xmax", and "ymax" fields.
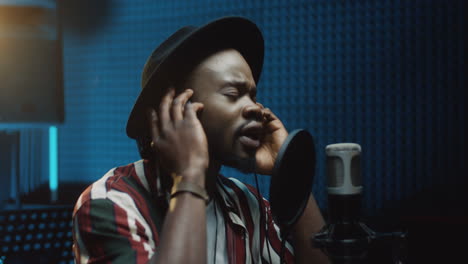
[
  {"xmin": 312, "ymin": 195, "xmax": 407, "ymax": 263},
  {"xmin": 312, "ymin": 143, "xmax": 406, "ymax": 263}
]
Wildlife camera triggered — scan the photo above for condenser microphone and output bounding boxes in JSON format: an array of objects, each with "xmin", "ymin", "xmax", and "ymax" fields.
[
  {"xmin": 326, "ymin": 143, "xmax": 363, "ymax": 223},
  {"xmin": 315, "ymin": 143, "xmax": 370, "ymax": 263},
  {"xmin": 314, "ymin": 143, "xmax": 407, "ymax": 263}
]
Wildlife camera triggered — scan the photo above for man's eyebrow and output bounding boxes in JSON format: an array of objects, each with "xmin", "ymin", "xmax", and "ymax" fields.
[{"xmin": 223, "ymin": 80, "xmax": 257, "ymax": 92}]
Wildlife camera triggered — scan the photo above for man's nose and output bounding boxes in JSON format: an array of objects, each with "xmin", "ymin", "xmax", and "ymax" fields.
[{"xmin": 242, "ymin": 103, "xmax": 263, "ymax": 121}]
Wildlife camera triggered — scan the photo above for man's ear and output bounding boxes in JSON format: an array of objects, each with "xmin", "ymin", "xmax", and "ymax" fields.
[{"xmin": 136, "ymin": 135, "xmax": 154, "ymax": 160}]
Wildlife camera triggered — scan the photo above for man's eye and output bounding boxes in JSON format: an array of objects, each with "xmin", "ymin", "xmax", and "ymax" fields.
[{"xmin": 222, "ymin": 89, "xmax": 240, "ymax": 99}]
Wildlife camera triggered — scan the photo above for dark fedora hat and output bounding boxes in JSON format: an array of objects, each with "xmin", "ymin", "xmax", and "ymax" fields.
[{"xmin": 126, "ymin": 16, "xmax": 264, "ymax": 139}]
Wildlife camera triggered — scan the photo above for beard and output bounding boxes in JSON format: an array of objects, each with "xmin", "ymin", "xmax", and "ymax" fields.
[
  {"xmin": 219, "ymin": 154, "xmax": 256, "ymax": 174},
  {"xmin": 209, "ymin": 134, "xmax": 257, "ymax": 173}
]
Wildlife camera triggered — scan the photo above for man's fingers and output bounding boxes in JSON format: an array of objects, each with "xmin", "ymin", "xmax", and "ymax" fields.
[
  {"xmin": 256, "ymin": 102, "xmax": 277, "ymax": 122},
  {"xmin": 172, "ymin": 89, "xmax": 194, "ymax": 121},
  {"xmin": 260, "ymin": 106, "xmax": 277, "ymax": 122},
  {"xmin": 191, "ymin": 102, "xmax": 204, "ymax": 114},
  {"xmin": 185, "ymin": 102, "xmax": 204, "ymax": 120},
  {"xmin": 159, "ymin": 88, "xmax": 175, "ymax": 130}
]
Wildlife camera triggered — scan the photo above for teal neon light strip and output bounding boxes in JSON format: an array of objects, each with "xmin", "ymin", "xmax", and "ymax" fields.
[{"xmin": 49, "ymin": 126, "xmax": 58, "ymax": 191}]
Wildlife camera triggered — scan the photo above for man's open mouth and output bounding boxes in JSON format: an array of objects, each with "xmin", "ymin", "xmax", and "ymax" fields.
[{"xmin": 238, "ymin": 122, "xmax": 263, "ymax": 149}]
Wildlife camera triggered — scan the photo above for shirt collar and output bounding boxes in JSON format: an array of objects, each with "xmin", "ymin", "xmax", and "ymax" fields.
[{"xmin": 215, "ymin": 176, "xmax": 247, "ymax": 231}]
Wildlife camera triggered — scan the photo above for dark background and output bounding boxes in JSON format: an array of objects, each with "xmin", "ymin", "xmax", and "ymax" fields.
[{"xmin": 1, "ymin": 0, "xmax": 465, "ymax": 263}]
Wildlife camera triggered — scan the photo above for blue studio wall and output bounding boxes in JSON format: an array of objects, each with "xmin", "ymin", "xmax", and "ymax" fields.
[{"xmin": 59, "ymin": 0, "xmax": 465, "ymax": 216}]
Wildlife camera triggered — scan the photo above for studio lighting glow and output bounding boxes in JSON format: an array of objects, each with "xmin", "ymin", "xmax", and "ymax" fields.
[{"xmin": 49, "ymin": 126, "xmax": 58, "ymax": 192}]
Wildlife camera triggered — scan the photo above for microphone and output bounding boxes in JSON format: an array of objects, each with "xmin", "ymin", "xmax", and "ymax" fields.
[
  {"xmin": 313, "ymin": 143, "xmax": 407, "ymax": 263},
  {"xmin": 323, "ymin": 143, "xmax": 371, "ymax": 262},
  {"xmin": 310, "ymin": 143, "xmax": 371, "ymax": 263},
  {"xmin": 326, "ymin": 143, "xmax": 363, "ymax": 224}
]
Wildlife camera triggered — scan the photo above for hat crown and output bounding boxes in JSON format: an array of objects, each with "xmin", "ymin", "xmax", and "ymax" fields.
[
  {"xmin": 141, "ymin": 26, "xmax": 197, "ymax": 89},
  {"xmin": 127, "ymin": 17, "xmax": 264, "ymax": 140}
]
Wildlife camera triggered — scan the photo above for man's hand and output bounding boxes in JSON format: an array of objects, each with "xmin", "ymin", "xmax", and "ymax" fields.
[
  {"xmin": 255, "ymin": 103, "xmax": 288, "ymax": 175},
  {"xmin": 147, "ymin": 88, "xmax": 208, "ymax": 186}
]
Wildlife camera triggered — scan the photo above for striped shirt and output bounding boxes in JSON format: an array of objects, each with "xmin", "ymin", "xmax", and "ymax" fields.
[{"xmin": 72, "ymin": 159, "xmax": 294, "ymax": 264}]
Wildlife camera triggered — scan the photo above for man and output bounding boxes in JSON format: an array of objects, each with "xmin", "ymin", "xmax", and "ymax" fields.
[{"xmin": 72, "ymin": 17, "xmax": 329, "ymax": 264}]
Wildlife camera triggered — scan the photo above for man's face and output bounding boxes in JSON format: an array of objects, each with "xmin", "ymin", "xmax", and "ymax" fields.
[{"xmin": 185, "ymin": 49, "xmax": 263, "ymax": 170}]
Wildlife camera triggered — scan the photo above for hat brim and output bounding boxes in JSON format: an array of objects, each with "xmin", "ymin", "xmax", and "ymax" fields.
[{"xmin": 126, "ymin": 16, "xmax": 264, "ymax": 139}]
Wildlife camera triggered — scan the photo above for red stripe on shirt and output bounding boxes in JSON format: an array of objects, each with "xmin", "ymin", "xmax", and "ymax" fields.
[
  {"xmin": 110, "ymin": 177, "xmax": 159, "ymax": 245},
  {"xmin": 225, "ymin": 179, "xmax": 257, "ymax": 261},
  {"xmin": 113, "ymin": 203, "xmax": 149, "ymax": 264}
]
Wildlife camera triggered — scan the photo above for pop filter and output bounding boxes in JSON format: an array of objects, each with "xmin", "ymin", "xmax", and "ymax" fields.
[{"xmin": 270, "ymin": 129, "xmax": 316, "ymax": 232}]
